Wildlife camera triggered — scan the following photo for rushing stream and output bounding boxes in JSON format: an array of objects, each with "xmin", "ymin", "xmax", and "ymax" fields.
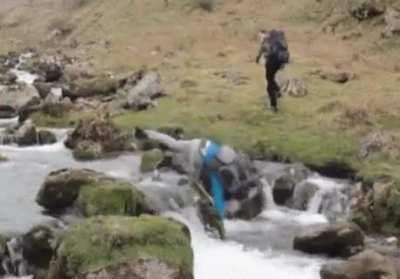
[
  {"xmin": 0, "ymin": 58, "xmax": 352, "ymax": 279},
  {"xmin": 0, "ymin": 126, "xmax": 352, "ymax": 279}
]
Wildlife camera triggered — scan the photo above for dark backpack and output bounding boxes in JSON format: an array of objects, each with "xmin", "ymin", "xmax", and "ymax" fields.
[{"xmin": 268, "ymin": 30, "xmax": 289, "ymax": 65}]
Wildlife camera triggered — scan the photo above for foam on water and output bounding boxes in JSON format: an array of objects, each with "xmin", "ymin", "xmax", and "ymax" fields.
[
  {"xmin": 9, "ymin": 69, "xmax": 38, "ymax": 85},
  {"xmin": 167, "ymin": 208, "xmax": 325, "ymax": 279}
]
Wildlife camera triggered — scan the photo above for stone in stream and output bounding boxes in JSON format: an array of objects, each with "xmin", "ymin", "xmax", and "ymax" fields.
[
  {"xmin": 36, "ymin": 168, "xmax": 150, "ymax": 217},
  {"xmin": 46, "ymin": 215, "xmax": 193, "ymax": 279},
  {"xmin": 0, "ymin": 105, "xmax": 17, "ymax": 119},
  {"xmin": 293, "ymin": 223, "xmax": 365, "ymax": 257},
  {"xmin": 37, "ymin": 130, "xmax": 57, "ymax": 145},
  {"xmin": 0, "ymin": 84, "xmax": 40, "ymax": 116},
  {"xmin": 15, "ymin": 119, "xmax": 38, "ymax": 146},
  {"xmin": 320, "ymin": 249, "xmax": 398, "ymax": 279},
  {"xmin": 65, "ymin": 117, "xmax": 134, "ymax": 160}
]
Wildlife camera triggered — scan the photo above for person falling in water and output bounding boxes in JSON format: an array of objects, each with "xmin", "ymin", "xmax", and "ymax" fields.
[
  {"xmin": 136, "ymin": 128, "xmax": 266, "ymax": 222},
  {"xmin": 256, "ymin": 29, "xmax": 290, "ymax": 112}
]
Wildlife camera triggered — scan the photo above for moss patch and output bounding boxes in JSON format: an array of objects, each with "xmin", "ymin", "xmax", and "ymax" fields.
[
  {"xmin": 140, "ymin": 149, "xmax": 164, "ymax": 173},
  {"xmin": 52, "ymin": 215, "xmax": 193, "ymax": 277},
  {"xmin": 0, "ymin": 154, "xmax": 7, "ymax": 162},
  {"xmin": 76, "ymin": 181, "xmax": 146, "ymax": 217}
]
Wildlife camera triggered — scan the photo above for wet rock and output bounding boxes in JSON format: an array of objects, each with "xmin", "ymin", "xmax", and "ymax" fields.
[
  {"xmin": 197, "ymin": 200, "xmax": 225, "ymax": 240},
  {"xmin": 320, "ymin": 249, "xmax": 398, "ymax": 279},
  {"xmin": 310, "ymin": 69, "xmax": 356, "ymax": 84},
  {"xmin": 273, "ymin": 175, "xmax": 296, "ymax": 205},
  {"xmin": 42, "ymin": 93, "xmax": 72, "ymax": 118},
  {"xmin": 22, "ymin": 225, "xmax": 55, "ymax": 270},
  {"xmin": 0, "ymin": 105, "xmax": 17, "ymax": 119},
  {"xmin": 15, "ymin": 120, "xmax": 38, "ymax": 146},
  {"xmin": 294, "ymin": 223, "xmax": 365, "ymax": 257},
  {"xmin": 36, "ymin": 168, "xmax": 148, "ymax": 217},
  {"xmin": 0, "ymin": 84, "xmax": 40, "ymax": 114},
  {"xmin": 123, "ymin": 71, "xmax": 166, "ymax": 110},
  {"xmin": 65, "ymin": 117, "xmax": 134, "ymax": 159},
  {"xmin": 140, "ymin": 149, "xmax": 165, "ymax": 173},
  {"xmin": 0, "ymin": 72, "xmax": 17, "ymax": 85},
  {"xmin": 33, "ymin": 81, "xmax": 52, "ymax": 99},
  {"xmin": 72, "ymin": 140, "xmax": 103, "ymax": 160},
  {"xmin": 37, "ymin": 130, "xmax": 57, "ymax": 145},
  {"xmin": 37, "ymin": 62, "xmax": 63, "ymax": 83},
  {"xmin": 291, "ymin": 181, "xmax": 319, "ymax": 210},
  {"xmin": 382, "ymin": 8, "xmax": 400, "ymax": 38},
  {"xmin": 47, "ymin": 216, "xmax": 193, "ymax": 279},
  {"xmin": 272, "ymin": 163, "xmax": 311, "ymax": 206}
]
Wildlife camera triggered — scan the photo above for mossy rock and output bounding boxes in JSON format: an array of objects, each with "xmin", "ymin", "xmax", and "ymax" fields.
[
  {"xmin": 72, "ymin": 140, "xmax": 103, "ymax": 161},
  {"xmin": 22, "ymin": 225, "xmax": 55, "ymax": 269},
  {"xmin": 36, "ymin": 169, "xmax": 149, "ymax": 217},
  {"xmin": 140, "ymin": 149, "xmax": 164, "ymax": 173},
  {"xmin": 76, "ymin": 181, "xmax": 146, "ymax": 217},
  {"xmin": 48, "ymin": 215, "xmax": 193, "ymax": 279}
]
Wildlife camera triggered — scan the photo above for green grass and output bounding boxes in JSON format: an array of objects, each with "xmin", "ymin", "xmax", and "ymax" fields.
[{"xmin": 0, "ymin": 154, "xmax": 8, "ymax": 162}]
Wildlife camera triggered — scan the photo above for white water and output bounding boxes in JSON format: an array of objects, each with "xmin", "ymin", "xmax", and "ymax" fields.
[{"xmin": 0, "ymin": 130, "xmax": 352, "ymax": 279}]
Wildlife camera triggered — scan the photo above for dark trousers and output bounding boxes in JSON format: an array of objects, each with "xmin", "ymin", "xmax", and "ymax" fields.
[{"xmin": 265, "ymin": 60, "xmax": 282, "ymax": 110}]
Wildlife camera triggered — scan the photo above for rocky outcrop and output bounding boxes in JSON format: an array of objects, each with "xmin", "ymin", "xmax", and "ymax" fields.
[
  {"xmin": 359, "ymin": 131, "xmax": 399, "ymax": 159},
  {"xmin": 0, "ymin": 84, "xmax": 40, "ymax": 116},
  {"xmin": 320, "ymin": 249, "xmax": 398, "ymax": 279},
  {"xmin": 67, "ymin": 76, "xmax": 120, "ymax": 99},
  {"xmin": 122, "ymin": 71, "xmax": 166, "ymax": 110},
  {"xmin": 65, "ymin": 117, "xmax": 134, "ymax": 160},
  {"xmin": 0, "ymin": 120, "xmax": 57, "ymax": 146},
  {"xmin": 47, "ymin": 215, "xmax": 193, "ymax": 279},
  {"xmin": 383, "ymin": 8, "xmax": 400, "ymax": 38},
  {"xmin": 36, "ymin": 168, "xmax": 148, "ymax": 217},
  {"xmin": 293, "ymin": 223, "xmax": 365, "ymax": 257}
]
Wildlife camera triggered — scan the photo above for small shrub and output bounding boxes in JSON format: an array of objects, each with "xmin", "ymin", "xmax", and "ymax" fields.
[{"xmin": 194, "ymin": 0, "xmax": 216, "ymax": 12}]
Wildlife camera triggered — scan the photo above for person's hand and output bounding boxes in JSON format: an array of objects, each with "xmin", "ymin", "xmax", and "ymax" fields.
[{"xmin": 135, "ymin": 127, "xmax": 148, "ymax": 139}]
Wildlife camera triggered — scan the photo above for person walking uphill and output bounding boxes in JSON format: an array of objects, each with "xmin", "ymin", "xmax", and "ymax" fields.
[{"xmin": 256, "ymin": 29, "xmax": 290, "ymax": 112}]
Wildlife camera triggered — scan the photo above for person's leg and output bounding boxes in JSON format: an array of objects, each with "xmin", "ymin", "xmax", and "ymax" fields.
[{"xmin": 266, "ymin": 62, "xmax": 280, "ymax": 111}]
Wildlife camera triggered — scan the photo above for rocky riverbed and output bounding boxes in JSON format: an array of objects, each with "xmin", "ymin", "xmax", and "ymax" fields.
[{"xmin": 0, "ymin": 52, "xmax": 399, "ymax": 279}]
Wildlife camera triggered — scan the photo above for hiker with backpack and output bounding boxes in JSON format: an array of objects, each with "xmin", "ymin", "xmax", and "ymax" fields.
[
  {"xmin": 256, "ymin": 29, "xmax": 290, "ymax": 112},
  {"xmin": 135, "ymin": 128, "xmax": 266, "ymax": 221}
]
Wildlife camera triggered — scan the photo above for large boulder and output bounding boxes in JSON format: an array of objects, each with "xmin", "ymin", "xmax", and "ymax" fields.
[
  {"xmin": 67, "ymin": 76, "xmax": 120, "ymax": 99},
  {"xmin": 65, "ymin": 117, "xmax": 134, "ymax": 160},
  {"xmin": 47, "ymin": 215, "xmax": 193, "ymax": 279},
  {"xmin": 0, "ymin": 84, "xmax": 40, "ymax": 115},
  {"xmin": 293, "ymin": 223, "xmax": 365, "ymax": 257},
  {"xmin": 320, "ymin": 249, "xmax": 398, "ymax": 279},
  {"xmin": 22, "ymin": 225, "xmax": 55, "ymax": 270},
  {"xmin": 15, "ymin": 119, "xmax": 38, "ymax": 146},
  {"xmin": 123, "ymin": 71, "xmax": 166, "ymax": 110},
  {"xmin": 36, "ymin": 168, "xmax": 149, "ymax": 217}
]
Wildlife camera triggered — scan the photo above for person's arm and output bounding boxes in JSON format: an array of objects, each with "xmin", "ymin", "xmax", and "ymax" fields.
[{"xmin": 144, "ymin": 130, "xmax": 185, "ymax": 152}]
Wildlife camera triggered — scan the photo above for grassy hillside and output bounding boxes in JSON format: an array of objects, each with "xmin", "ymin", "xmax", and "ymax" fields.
[{"xmin": 1, "ymin": 0, "xmax": 400, "ymax": 183}]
